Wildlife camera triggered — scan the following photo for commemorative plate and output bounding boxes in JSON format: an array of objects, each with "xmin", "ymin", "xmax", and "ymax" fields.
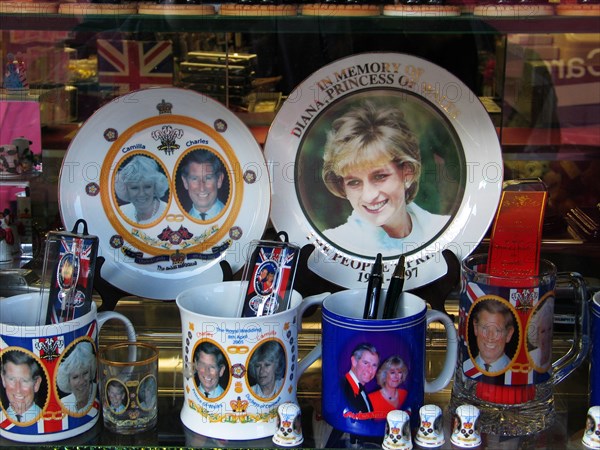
[
  {"xmin": 59, "ymin": 87, "xmax": 270, "ymax": 299},
  {"xmin": 264, "ymin": 53, "xmax": 503, "ymax": 290}
]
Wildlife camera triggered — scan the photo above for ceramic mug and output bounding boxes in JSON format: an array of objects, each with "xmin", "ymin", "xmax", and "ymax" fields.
[
  {"xmin": 176, "ymin": 281, "xmax": 327, "ymax": 440},
  {"xmin": 591, "ymin": 292, "xmax": 600, "ymax": 408},
  {"xmin": 319, "ymin": 289, "xmax": 457, "ymax": 437},
  {"xmin": 0, "ymin": 292, "xmax": 136, "ymax": 443}
]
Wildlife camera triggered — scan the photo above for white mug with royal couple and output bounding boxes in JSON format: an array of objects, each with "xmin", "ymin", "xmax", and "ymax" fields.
[{"xmin": 176, "ymin": 281, "xmax": 328, "ymax": 440}]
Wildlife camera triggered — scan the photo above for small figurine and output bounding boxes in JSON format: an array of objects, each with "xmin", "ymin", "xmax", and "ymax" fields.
[
  {"xmin": 0, "ymin": 145, "xmax": 19, "ymax": 174},
  {"xmin": 450, "ymin": 405, "xmax": 481, "ymax": 448},
  {"xmin": 0, "ymin": 137, "xmax": 35, "ymax": 175},
  {"xmin": 3, "ymin": 52, "xmax": 28, "ymax": 90},
  {"xmin": 12, "ymin": 137, "xmax": 35, "ymax": 174},
  {"xmin": 0, "ymin": 209, "xmax": 17, "ymax": 263},
  {"xmin": 583, "ymin": 406, "xmax": 600, "ymax": 449},
  {"xmin": 382, "ymin": 410, "xmax": 412, "ymax": 450},
  {"xmin": 415, "ymin": 404, "xmax": 444, "ymax": 448},
  {"xmin": 272, "ymin": 402, "xmax": 303, "ymax": 447}
]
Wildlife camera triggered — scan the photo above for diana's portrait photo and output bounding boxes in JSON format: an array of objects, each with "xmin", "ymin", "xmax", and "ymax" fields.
[{"xmin": 295, "ymin": 90, "xmax": 464, "ymax": 258}]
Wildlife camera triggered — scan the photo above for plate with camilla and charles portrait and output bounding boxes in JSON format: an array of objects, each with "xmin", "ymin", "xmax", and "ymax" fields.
[
  {"xmin": 264, "ymin": 52, "xmax": 503, "ymax": 290},
  {"xmin": 59, "ymin": 87, "xmax": 270, "ymax": 300}
]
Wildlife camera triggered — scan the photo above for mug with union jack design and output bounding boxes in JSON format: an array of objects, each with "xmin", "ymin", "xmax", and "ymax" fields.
[
  {"xmin": 0, "ymin": 292, "xmax": 135, "ymax": 443},
  {"xmin": 591, "ymin": 292, "xmax": 600, "ymax": 409},
  {"xmin": 452, "ymin": 253, "xmax": 589, "ymax": 436}
]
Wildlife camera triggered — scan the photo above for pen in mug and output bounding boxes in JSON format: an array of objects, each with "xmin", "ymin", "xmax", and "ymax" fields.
[
  {"xmin": 363, "ymin": 253, "xmax": 383, "ymax": 320},
  {"xmin": 382, "ymin": 254, "xmax": 406, "ymax": 319}
]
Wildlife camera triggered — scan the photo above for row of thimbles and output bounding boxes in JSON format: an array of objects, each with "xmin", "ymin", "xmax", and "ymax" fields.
[
  {"xmin": 271, "ymin": 402, "xmax": 600, "ymax": 449},
  {"xmin": 383, "ymin": 404, "xmax": 600, "ymax": 449},
  {"xmin": 382, "ymin": 404, "xmax": 483, "ymax": 450}
]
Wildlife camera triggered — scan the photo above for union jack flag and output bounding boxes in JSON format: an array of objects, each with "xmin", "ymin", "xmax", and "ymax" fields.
[
  {"xmin": 46, "ymin": 235, "xmax": 97, "ymax": 324},
  {"xmin": 241, "ymin": 243, "xmax": 299, "ymax": 317},
  {"xmin": 97, "ymin": 39, "xmax": 173, "ymax": 95}
]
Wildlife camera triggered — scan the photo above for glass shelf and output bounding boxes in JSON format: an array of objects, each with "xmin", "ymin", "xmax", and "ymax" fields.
[
  {"xmin": 1, "ymin": 13, "xmax": 599, "ymax": 34},
  {"xmin": 1, "ymin": 12, "xmax": 598, "ymax": 447},
  {"xmin": 0, "ymin": 296, "xmax": 592, "ymax": 448}
]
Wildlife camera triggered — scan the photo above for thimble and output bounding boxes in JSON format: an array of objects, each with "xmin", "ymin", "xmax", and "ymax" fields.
[
  {"xmin": 414, "ymin": 404, "xmax": 444, "ymax": 448},
  {"xmin": 273, "ymin": 402, "xmax": 303, "ymax": 447},
  {"xmin": 382, "ymin": 410, "xmax": 412, "ymax": 450},
  {"xmin": 449, "ymin": 405, "xmax": 481, "ymax": 448},
  {"xmin": 582, "ymin": 406, "xmax": 600, "ymax": 449}
]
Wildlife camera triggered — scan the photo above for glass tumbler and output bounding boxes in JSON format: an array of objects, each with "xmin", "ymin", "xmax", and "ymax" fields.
[{"xmin": 99, "ymin": 342, "xmax": 159, "ymax": 434}]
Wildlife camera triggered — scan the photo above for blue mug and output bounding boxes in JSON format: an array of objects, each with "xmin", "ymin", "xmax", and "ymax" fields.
[
  {"xmin": 592, "ymin": 292, "xmax": 600, "ymax": 407},
  {"xmin": 320, "ymin": 289, "xmax": 457, "ymax": 437}
]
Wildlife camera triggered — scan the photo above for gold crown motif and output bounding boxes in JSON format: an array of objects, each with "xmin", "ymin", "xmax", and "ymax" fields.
[{"xmin": 157, "ymin": 99, "xmax": 173, "ymax": 114}]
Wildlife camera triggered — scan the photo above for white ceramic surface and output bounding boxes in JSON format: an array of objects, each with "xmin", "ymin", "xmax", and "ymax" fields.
[
  {"xmin": 176, "ymin": 281, "xmax": 327, "ymax": 440},
  {"xmin": 264, "ymin": 52, "xmax": 502, "ymax": 290},
  {"xmin": 59, "ymin": 87, "xmax": 271, "ymax": 299}
]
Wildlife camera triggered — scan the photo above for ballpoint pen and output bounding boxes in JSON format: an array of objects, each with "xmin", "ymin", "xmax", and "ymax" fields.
[
  {"xmin": 363, "ymin": 253, "xmax": 383, "ymax": 320},
  {"xmin": 382, "ymin": 254, "xmax": 406, "ymax": 319}
]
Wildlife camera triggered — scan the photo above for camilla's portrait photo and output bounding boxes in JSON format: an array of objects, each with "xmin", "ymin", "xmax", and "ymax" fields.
[
  {"xmin": 114, "ymin": 154, "xmax": 170, "ymax": 226},
  {"xmin": 295, "ymin": 90, "xmax": 465, "ymax": 258}
]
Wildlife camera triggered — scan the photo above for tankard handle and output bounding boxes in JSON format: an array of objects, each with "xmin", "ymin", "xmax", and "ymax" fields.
[{"xmin": 553, "ymin": 272, "xmax": 590, "ymax": 385}]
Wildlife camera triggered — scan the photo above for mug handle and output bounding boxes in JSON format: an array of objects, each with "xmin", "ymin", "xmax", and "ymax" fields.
[
  {"xmin": 97, "ymin": 311, "xmax": 137, "ymax": 343},
  {"xmin": 424, "ymin": 309, "xmax": 458, "ymax": 393},
  {"xmin": 552, "ymin": 272, "xmax": 590, "ymax": 385},
  {"xmin": 296, "ymin": 292, "xmax": 330, "ymax": 376}
]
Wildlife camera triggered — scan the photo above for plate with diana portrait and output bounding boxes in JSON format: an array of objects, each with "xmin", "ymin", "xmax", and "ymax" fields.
[
  {"xmin": 264, "ymin": 52, "xmax": 502, "ymax": 290},
  {"xmin": 59, "ymin": 87, "xmax": 270, "ymax": 299}
]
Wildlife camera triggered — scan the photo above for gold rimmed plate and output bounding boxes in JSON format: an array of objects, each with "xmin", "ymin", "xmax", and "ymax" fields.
[{"xmin": 59, "ymin": 87, "xmax": 270, "ymax": 299}]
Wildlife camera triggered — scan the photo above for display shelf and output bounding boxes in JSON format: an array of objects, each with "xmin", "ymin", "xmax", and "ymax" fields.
[
  {"xmin": 1, "ymin": 13, "xmax": 599, "ymax": 34},
  {"xmin": 1, "ymin": 11, "xmax": 598, "ymax": 448},
  {"xmin": 501, "ymin": 127, "xmax": 600, "ymax": 149},
  {"xmin": 2, "ymin": 295, "xmax": 590, "ymax": 448},
  {"xmin": 38, "ymin": 123, "xmax": 600, "ymax": 149}
]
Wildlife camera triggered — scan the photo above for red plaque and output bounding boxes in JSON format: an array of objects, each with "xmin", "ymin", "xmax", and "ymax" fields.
[{"xmin": 488, "ymin": 190, "xmax": 547, "ymax": 279}]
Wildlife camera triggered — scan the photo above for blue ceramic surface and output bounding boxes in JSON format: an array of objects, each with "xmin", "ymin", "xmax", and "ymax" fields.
[{"xmin": 321, "ymin": 290, "xmax": 427, "ymax": 437}]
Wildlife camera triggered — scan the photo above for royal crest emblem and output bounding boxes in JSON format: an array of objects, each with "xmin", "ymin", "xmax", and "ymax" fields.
[
  {"xmin": 511, "ymin": 288, "xmax": 538, "ymax": 311},
  {"xmin": 151, "ymin": 124, "xmax": 183, "ymax": 155},
  {"xmin": 34, "ymin": 336, "xmax": 65, "ymax": 361},
  {"xmin": 230, "ymin": 396, "xmax": 249, "ymax": 413}
]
